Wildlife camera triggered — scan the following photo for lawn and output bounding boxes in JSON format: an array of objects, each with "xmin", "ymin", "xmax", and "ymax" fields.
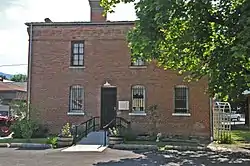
[
  {"xmin": 0, "ymin": 138, "xmax": 48, "ymax": 144},
  {"xmin": 231, "ymin": 130, "xmax": 250, "ymax": 142}
]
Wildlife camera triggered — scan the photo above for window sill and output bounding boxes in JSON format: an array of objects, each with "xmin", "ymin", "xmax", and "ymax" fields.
[
  {"xmin": 67, "ymin": 112, "xmax": 85, "ymax": 116},
  {"xmin": 172, "ymin": 113, "xmax": 191, "ymax": 117},
  {"xmin": 129, "ymin": 112, "xmax": 147, "ymax": 116},
  {"xmin": 69, "ymin": 66, "xmax": 85, "ymax": 69},
  {"xmin": 129, "ymin": 66, "xmax": 147, "ymax": 69}
]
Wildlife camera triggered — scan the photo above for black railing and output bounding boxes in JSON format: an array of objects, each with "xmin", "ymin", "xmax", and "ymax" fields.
[
  {"xmin": 102, "ymin": 117, "xmax": 131, "ymax": 146},
  {"xmin": 72, "ymin": 116, "xmax": 100, "ymax": 145},
  {"xmin": 72, "ymin": 116, "xmax": 131, "ymax": 145}
]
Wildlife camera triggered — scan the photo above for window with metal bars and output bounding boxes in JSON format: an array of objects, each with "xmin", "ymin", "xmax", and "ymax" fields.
[
  {"xmin": 132, "ymin": 85, "xmax": 146, "ymax": 112},
  {"xmin": 131, "ymin": 58, "xmax": 145, "ymax": 66},
  {"xmin": 71, "ymin": 41, "xmax": 84, "ymax": 66},
  {"xmin": 69, "ymin": 85, "xmax": 84, "ymax": 112},
  {"xmin": 174, "ymin": 86, "xmax": 189, "ymax": 113}
]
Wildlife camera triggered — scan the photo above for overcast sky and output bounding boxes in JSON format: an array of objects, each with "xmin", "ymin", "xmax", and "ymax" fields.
[{"xmin": 0, "ymin": 0, "xmax": 136, "ymax": 75}]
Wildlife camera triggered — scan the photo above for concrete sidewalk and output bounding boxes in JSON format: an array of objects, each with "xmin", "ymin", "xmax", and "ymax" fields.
[{"xmin": 62, "ymin": 145, "xmax": 107, "ymax": 152}]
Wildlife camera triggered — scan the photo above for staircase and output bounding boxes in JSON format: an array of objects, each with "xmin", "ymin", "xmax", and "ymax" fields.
[{"xmin": 62, "ymin": 116, "xmax": 130, "ymax": 152}]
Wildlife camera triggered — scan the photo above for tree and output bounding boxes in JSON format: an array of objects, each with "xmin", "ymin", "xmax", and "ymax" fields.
[
  {"xmin": 10, "ymin": 74, "xmax": 27, "ymax": 82},
  {"xmin": 101, "ymin": 0, "xmax": 250, "ymax": 101}
]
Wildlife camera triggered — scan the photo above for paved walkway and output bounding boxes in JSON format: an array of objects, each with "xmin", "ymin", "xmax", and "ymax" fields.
[
  {"xmin": 1, "ymin": 148, "xmax": 250, "ymax": 166},
  {"xmin": 62, "ymin": 145, "xmax": 107, "ymax": 152}
]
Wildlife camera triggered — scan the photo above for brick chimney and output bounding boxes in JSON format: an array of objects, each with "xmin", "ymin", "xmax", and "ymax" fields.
[{"xmin": 89, "ymin": 0, "xmax": 106, "ymax": 22}]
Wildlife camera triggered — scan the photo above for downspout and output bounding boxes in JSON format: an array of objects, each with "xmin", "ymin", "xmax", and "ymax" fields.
[
  {"xmin": 27, "ymin": 24, "xmax": 33, "ymax": 120},
  {"xmin": 210, "ymin": 97, "xmax": 214, "ymax": 142}
]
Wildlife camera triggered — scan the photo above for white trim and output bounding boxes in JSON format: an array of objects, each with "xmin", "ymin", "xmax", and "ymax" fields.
[
  {"xmin": 129, "ymin": 112, "xmax": 147, "ymax": 116},
  {"xmin": 67, "ymin": 112, "xmax": 85, "ymax": 116},
  {"xmin": 129, "ymin": 66, "xmax": 147, "ymax": 69},
  {"xmin": 172, "ymin": 113, "xmax": 191, "ymax": 117},
  {"xmin": 69, "ymin": 66, "xmax": 86, "ymax": 69}
]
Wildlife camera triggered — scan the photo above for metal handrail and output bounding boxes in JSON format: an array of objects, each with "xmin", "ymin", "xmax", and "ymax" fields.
[
  {"xmin": 72, "ymin": 116, "xmax": 100, "ymax": 145},
  {"xmin": 102, "ymin": 117, "xmax": 131, "ymax": 146}
]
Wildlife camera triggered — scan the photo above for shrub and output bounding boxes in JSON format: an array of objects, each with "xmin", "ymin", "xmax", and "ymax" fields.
[
  {"xmin": 46, "ymin": 137, "xmax": 58, "ymax": 148},
  {"xmin": 10, "ymin": 120, "xmax": 22, "ymax": 138},
  {"xmin": 10, "ymin": 119, "xmax": 39, "ymax": 140}
]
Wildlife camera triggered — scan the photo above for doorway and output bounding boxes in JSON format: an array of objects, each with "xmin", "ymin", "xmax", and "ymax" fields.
[{"xmin": 101, "ymin": 87, "xmax": 117, "ymax": 128}]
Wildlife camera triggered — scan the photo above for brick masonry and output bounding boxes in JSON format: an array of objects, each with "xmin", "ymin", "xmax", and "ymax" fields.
[{"xmin": 29, "ymin": 23, "xmax": 211, "ymax": 138}]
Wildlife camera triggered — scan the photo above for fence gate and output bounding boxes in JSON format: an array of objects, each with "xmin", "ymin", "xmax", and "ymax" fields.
[{"xmin": 213, "ymin": 101, "xmax": 232, "ymax": 141}]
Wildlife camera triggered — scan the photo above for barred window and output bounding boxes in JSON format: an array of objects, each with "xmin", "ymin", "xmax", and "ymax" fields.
[
  {"xmin": 174, "ymin": 86, "xmax": 189, "ymax": 113},
  {"xmin": 71, "ymin": 41, "xmax": 84, "ymax": 66},
  {"xmin": 69, "ymin": 85, "xmax": 84, "ymax": 112},
  {"xmin": 131, "ymin": 58, "xmax": 145, "ymax": 66},
  {"xmin": 132, "ymin": 85, "xmax": 146, "ymax": 112}
]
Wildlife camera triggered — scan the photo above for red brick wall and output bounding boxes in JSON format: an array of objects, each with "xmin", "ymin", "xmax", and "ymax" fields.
[{"xmin": 29, "ymin": 23, "xmax": 210, "ymax": 137}]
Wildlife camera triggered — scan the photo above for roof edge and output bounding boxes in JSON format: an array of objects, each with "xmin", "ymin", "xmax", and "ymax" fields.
[{"xmin": 25, "ymin": 21, "xmax": 136, "ymax": 26}]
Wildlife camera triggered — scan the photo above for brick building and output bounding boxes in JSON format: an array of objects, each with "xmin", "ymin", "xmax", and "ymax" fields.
[{"xmin": 25, "ymin": 0, "xmax": 211, "ymax": 138}]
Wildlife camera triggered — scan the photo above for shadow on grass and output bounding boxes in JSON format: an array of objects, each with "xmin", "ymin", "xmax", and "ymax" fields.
[
  {"xmin": 231, "ymin": 130, "xmax": 250, "ymax": 142},
  {"xmin": 94, "ymin": 149, "xmax": 250, "ymax": 166}
]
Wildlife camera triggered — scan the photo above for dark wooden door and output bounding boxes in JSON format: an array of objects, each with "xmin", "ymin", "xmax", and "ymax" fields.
[{"xmin": 101, "ymin": 87, "xmax": 117, "ymax": 128}]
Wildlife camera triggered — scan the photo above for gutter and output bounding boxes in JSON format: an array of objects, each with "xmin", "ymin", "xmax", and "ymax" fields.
[
  {"xmin": 24, "ymin": 21, "xmax": 135, "ymax": 26},
  {"xmin": 27, "ymin": 24, "xmax": 33, "ymax": 120}
]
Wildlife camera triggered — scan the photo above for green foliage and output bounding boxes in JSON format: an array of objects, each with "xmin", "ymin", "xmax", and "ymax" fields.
[
  {"xmin": 10, "ymin": 119, "xmax": 39, "ymax": 140},
  {"xmin": 46, "ymin": 137, "xmax": 58, "ymax": 148},
  {"xmin": 101, "ymin": 0, "xmax": 250, "ymax": 101},
  {"xmin": 9, "ymin": 101, "xmax": 28, "ymax": 119},
  {"xmin": 218, "ymin": 133, "xmax": 233, "ymax": 144},
  {"xmin": 59, "ymin": 123, "xmax": 72, "ymax": 137},
  {"xmin": 9, "ymin": 101, "xmax": 47, "ymax": 139},
  {"xmin": 10, "ymin": 74, "xmax": 27, "ymax": 82}
]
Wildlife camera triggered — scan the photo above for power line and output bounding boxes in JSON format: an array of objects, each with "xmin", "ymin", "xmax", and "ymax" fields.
[{"xmin": 0, "ymin": 64, "xmax": 28, "ymax": 67}]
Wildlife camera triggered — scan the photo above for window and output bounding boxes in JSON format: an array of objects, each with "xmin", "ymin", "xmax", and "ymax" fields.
[
  {"xmin": 174, "ymin": 86, "xmax": 189, "ymax": 113},
  {"xmin": 69, "ymin": 85, "xmax": 84, "ymax": 112},
  {"xmin": 71, "ymin": 41, "xmax": 84, "ymax": 66},
  {"xmin": 131, "ymin": 58, "xmax": 145, "ymax": 66},
  {"xmin": 132, "ymin": 85, "xmax": 146, "ymax": 112}
]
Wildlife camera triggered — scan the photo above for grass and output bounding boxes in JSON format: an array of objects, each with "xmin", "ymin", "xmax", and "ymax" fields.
[
  {"xmin": 0, "ymin": 138, "xmax": 48, "ymax": 144},
  {"xmin": 125, "ymin": 140, "xmax": 201, "ymax": 147},
  {"xmin": 231, "ymin": 130, "xmax": 250, "ymax": 142}
]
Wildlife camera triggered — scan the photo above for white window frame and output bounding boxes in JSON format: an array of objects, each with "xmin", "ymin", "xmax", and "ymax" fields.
[
  {"xmin": 131, "ymin": 85, "xmax": 146, "ymax": 113},
  {"xmin": 174, "ymin": 85, "xmax": 189, "ymax": 113},
  {"xmin": 69, "ymin": 85, "xmax": 84, "ymax": 114}
]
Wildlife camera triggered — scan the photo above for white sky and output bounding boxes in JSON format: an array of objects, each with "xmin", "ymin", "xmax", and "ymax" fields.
[{"xmin": 0, "ymin": 0, "xmax": 136, "ymax": 75}]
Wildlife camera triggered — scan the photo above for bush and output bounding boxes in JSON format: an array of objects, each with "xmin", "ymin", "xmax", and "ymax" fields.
[
  {"xmin": 10, "ymin": 120, "xmax": 22, "ymax": 138},
  {"xmin": 10, "ymin": 119, "xmax": 39, "ymax": 140}
]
